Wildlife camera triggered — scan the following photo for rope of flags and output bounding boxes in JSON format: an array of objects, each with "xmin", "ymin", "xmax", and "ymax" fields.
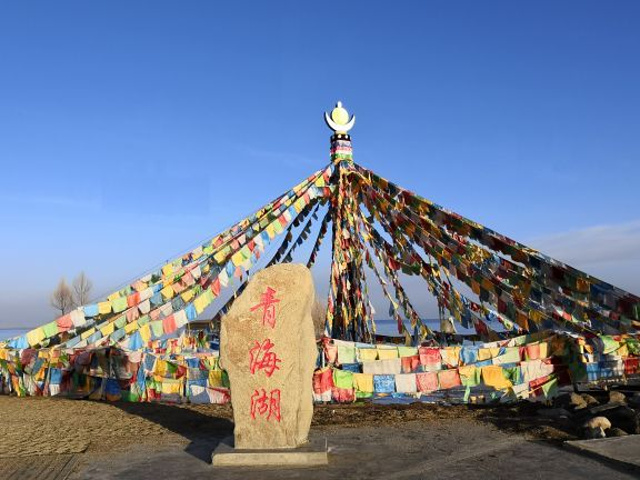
[{"xmin": 2, "ymin": 132, "xmax": 639, "ymax": 354}]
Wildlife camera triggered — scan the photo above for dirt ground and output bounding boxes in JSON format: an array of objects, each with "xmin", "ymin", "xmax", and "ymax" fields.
[
  {"xmin": 0, "ymin": 395, "xmax": 576, "ymax": 459},
  {"xmin": 3, "ymin": 396, "xmax": 638, "ymax": 480}
]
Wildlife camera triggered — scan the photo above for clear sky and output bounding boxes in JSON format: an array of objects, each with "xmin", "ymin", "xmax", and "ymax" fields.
[{"xmin": 1, "ymin": 1, "xmax": 639, "ymax": 328}]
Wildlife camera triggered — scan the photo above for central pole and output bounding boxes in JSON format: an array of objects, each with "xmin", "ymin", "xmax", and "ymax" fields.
[{"xmin": 324, "ymin": 102, "xmax": 371, "ymax": 342}]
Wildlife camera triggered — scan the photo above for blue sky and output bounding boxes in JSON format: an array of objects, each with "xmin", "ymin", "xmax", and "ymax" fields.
[{"xmin": 0, "ymin": 1, "xmax": 639, "ymax": 328}]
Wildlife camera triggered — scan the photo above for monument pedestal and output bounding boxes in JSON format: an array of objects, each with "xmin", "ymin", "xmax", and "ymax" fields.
[{"xmin": 212, "ymin": 436, "xmax": 329, "ymax": 467}]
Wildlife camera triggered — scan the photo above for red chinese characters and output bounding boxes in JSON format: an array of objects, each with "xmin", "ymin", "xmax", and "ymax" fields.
[
  {"xmin": 249, "ymin": 338, "xmax": 282, "ymax": 377},
  {"xmin": 250, "ymin": 388, "xmax": 281, "ymax": 421},
  {"xmin": 248, "ymin": 287, "xmax": 283, "ymax": 423},
  {"xmin": 250, "ymin": 287, "xmax": 280, "ymax": 329}
]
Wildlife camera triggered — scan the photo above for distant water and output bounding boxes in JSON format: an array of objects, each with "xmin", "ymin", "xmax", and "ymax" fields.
[
  {"xmin": 375, "ymin": 319, "xmax": 458, "ymax": 336},
  {"xmin": 0, "ymin": 329, "xmax": 28, "ymax": 341}
]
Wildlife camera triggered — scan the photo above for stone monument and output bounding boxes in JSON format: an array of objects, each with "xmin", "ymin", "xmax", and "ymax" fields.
[{"xmin": 218, "ymin": 263, "xmax": 320, "ymax": 455}]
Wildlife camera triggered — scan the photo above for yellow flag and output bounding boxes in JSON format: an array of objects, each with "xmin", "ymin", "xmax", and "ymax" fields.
[
  {"xmin": 194, "ymin": 293, "xmax": 206, "ymax": 314},
  {"xmin": 124, "ymin": 321, "xmax": 139, "ymax": 334},
  {"xmin": 231, "ymin": 250, "xmax": 244, "ymax": 267},
  {"xmin": 139, "ymin": 323, "xmax": 151, "ymax": 343},
  {"xmin": 100, "ymin": 322, "xmax": 115, "ymax": 336},
  {"xmin": 208, "ymin": 370, "xmax": 223, "ymax": 387},
  {"xmin": 162, "ymin": 264, "xmax": 174, "ymax": 276},
  {"xmin": 181, "ymin": 290, "xmax": 195, "ymax": 303},
  {"xmin": 98, "ymin": 301, "xmax": 112, "ymax": 315},
  {"xmin": 26, "ymin": 328, "xmax": 45, "ymax": 347},
  {"xmin": 81, "ymin": 327, "xmax": 96, "ymax": 340},
  {"xmin": 266, "ymin": 223, "xmax": 276, "ymax": 239},
  {"xmin": 160, "ymin": 285, "xmax": 174, "ymax": 300}
]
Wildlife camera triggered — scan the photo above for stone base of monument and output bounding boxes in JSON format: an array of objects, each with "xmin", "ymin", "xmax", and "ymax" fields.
[{"xmin": 211, "ymin": 436, "xmax": 329, "ymax": 467}]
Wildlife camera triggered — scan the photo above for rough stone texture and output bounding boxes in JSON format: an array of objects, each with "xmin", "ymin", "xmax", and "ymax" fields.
[
  {"xmin": 584, "ymin": 416, "xmax": 612, "ymax": 430},
  {"xmin": 581, "ymin": 393, "xmax": 599, "ymax": 406},
  {"xmin": 219, "ymin": 264, "xmax": 317, "ymax": 450},
  {"xmin": 588, "ymin": 401, "xmax": 625, "ymax": 415},
  {"xmin": 602, "ymin": 406, "xmax": 640, "ymax": 434},
  {"xmin": 609, "ymin": 391, "xmax": 627, "ymax": 405},
  {"xmin": 555, "ymin": 393, "xmax": 586, "ymax": 411},
  {"xmin": 583, "ymin": 427, "xmax": 606, "ymax": 439},
  {"xmin": 570, "ymin": 393, "xmax": 587, "ymax": 409},
  {"xmin": 606, "ymin": 427, "xmax": 629, "ymax": 437}
]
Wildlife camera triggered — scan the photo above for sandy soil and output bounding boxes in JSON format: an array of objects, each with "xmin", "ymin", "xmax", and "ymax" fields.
[{"xmin": 0, "ymin": 396, "xmax": 575, "ymax": 459}]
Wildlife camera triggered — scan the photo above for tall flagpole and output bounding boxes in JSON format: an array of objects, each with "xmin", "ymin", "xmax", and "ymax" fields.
[{"xmin": 324, "ymin": 102, "xmax": 371, "ymax": 342}]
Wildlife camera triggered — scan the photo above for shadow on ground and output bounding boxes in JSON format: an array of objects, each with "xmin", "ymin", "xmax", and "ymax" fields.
[
  {"xmin": 312, "ymin": 400, "xmax": 582, "ymax": 445},
  {"xmin": 110, "ymin": 402, "xmax": 234, "ymax": 463},
  {"xmin": 468, "ymin": 402, "xmax": 579, "ymax": 444},
  {"xmin": 101, "ymin": 397, "xmax": 601, "ymax": 466}
]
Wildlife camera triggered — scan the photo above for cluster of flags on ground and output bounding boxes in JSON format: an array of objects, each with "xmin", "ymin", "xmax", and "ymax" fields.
[
  {"xmin": 1, "ymin": 330, "xmax": 637, "ymax": 404},
  {"xmin": 313, "ymin": 332, "xmax": 639, "ymax": 403}
]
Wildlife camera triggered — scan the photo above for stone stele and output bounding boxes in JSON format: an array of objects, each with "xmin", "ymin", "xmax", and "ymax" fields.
[{"xmin": 220, "ymin": 263, "xmax": 317, "ymax": 450}]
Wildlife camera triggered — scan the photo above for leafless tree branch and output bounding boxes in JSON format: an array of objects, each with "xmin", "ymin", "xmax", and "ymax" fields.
[
  {"xmin": 73, "ymin": 271, "xmax": 93, "ymax": 306},
  {"xmin": 50, "ymin": 278, "xmax": 75, "ymax": 316}
]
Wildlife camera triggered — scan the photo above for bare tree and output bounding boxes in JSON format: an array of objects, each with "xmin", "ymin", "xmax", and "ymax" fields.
[
  {"xmin": 50, "ymin": 278, "xmax": 75, "ymax": 316},
  {"xmin": 311, "ymin": 294, "xmax": 327, "ymax": 339},
  {"xmin": 73, "ymin": 271, "xmax": 93, "ymax": 306}
]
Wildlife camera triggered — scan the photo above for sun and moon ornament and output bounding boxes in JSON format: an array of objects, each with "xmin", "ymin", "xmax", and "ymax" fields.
[
  {"xmin": 326, "ymin": 101, "xmax": 355, "ymax": 164},
  {"xmin": 324, "ymin": 101, "xmax": 355, "ymax": 135}
]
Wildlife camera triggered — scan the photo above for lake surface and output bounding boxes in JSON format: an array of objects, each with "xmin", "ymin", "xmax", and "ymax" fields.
[
  {"xmin": 371, "ymin": 318, "xmax": 475, "ymax": 336},
  {"xmin": 0, "ymin": 329, "xmax": 29, "ymax": 341}
]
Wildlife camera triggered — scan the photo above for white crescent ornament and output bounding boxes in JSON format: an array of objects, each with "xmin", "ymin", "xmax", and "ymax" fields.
[{"xmin": 324, "ymin": 101, "xmax": 356, "ymax": 133}]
